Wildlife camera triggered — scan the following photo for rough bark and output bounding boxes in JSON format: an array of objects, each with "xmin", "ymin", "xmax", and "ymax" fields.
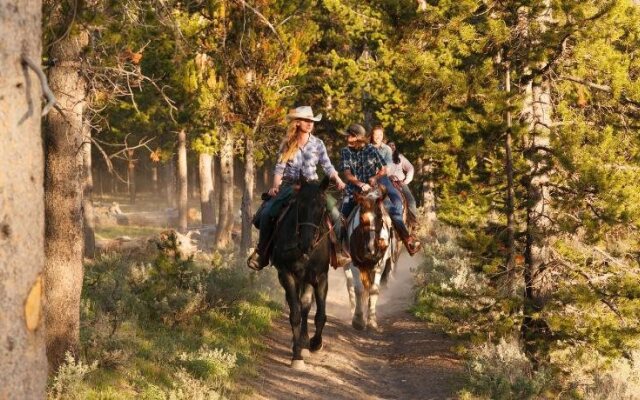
[
  {"xmin": 241, "ymin": 133, "xmax": 256, "ymax": 255},
  {"xmin": 520, "ymin": 1, "xmax": 554, "ymax": 354},
  {"xmin": 82, "ymin": 119, "xmax": 96, "ymax": 258},
  {"xmin": 177, "ymin": 129, "xmax": 188, "ymax": 232},
  {"xmin": 523, "ymin": 77, "xmax": 553, "ymax": 311},
  {"xmin": 44, "ymin": 27, "xmax": 89, "ymax": 370},
  {"xmin": 216, "ymin": 130, "xmax": 235, "ymax": 248},
  {"xmin": 0, "ymin": 1, "xmax": 48, "ymax": 395},
  {"xmin": 199, "ymin": 152, "xmax": 216, "ymax": 226}
]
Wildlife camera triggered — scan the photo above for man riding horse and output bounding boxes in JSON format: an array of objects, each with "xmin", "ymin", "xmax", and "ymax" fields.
[{"xmin": 339, "ymin": 123, "xmax": 421, "ymax": 256}]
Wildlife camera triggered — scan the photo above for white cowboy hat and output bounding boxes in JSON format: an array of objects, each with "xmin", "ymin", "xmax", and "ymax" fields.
[{"xmin": 286, "ymin": 106, "xmax": 322, "ymax": 122}]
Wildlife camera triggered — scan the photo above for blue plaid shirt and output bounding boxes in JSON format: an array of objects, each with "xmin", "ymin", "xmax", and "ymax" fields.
[
  {"xmin": 339, "ymin": 144, "xmax": 386, "ymax": 195},
  {"xmin": 274, "ymin": 135, "xmax": 336, "ymax": 181}
]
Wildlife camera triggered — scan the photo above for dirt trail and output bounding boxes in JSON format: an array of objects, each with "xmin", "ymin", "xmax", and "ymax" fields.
[{"xmin": 243, "ymin": 253, "xmax": 464, "ymax": 400}]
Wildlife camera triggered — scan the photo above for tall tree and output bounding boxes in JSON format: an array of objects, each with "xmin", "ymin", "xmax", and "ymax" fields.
[
  {"xmin": 82, "ymin": 119, "xmax": 96, "ymax": 258},
  {"xmin": 215, "ymin": 129, "xmax": 235, "ymax": 248},
  {"xmin": 0, "ymin": 0, "xmax": 48, "ymax": 395},
  {"xmin": 43, "ymin": 0, "xmax": 89, "ymax": 370},
  {"xmin": 177, "ymin": 129, "xmax": 188, "ymax": 232}
]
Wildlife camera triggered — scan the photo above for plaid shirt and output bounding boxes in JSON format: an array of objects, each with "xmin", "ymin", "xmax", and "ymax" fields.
[
  {"xmin": 339, "ymin": 144, "xmax": 386, "ymax": 195},
  {"xmin": 274, "ymin": 135, "xmax": 336, "ymax": 181}
]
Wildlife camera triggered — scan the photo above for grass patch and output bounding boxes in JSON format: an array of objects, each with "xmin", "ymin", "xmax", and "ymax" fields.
[
  {"xmin": 95, "ymin": 225, "xmax": 165, "ymax": 240},
  {"xmin": 49, "ymin": 250, "xmax": 282, "ymax": 399}
]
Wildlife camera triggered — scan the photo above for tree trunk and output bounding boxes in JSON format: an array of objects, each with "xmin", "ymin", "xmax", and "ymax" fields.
[
  {"xmin": 523, "ymin": 76, "xmax": 553, "ymax": 310},
  {"xmin": 152, "ymin": 164, "xmax": 159, "ymax": 194},
  {"xmin": 520, "ymin": 1, "xmax": 554, "ymax": 355},
  {"xmin": 216, "ymin": 130, "xmax": 235, "ymax": 248},
  {"xmin": 82, "ymin": 119, "xmax": 95, "ymax": 258},
  {"xmin": 165, "ymin": 158, "xmax": 176, "ymax": 208},
  {"xmin": 199, "ymin": 152, "xmax": 216, "ymax": 226},
  {"xmin": 241, "ymin": 128, "xmax": 257, "ymax": 255},
  {"xmin": 44, "ymin": 27, "xmax": 89, "ymax": 370},
  {"xmin": 504, "ymin": 62, "xmax": 516, "ymax": 282},
  {"xmin": 0, "ymin": 1, "xmax": 48, "ymax": 395},
  {"xmin": 417, "ymin": 157, "xmax": 437, "ymax": 225},
  {"xmin": 177, "ymin": 129, "xmax": 188, "ymax": 232},
  {"xmin": 127, "ymin": 149, "xmax": 136, "ymax": 205},
  {"xmin": 190, "ymin": 162, "xmax": 199, "ymax": 200},
  {"xmin": 262, "ymin": 160, "xmax": 270, "ymax": 193}
]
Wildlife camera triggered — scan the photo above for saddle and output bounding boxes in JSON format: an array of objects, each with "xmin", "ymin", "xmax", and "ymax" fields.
[{"xmin": 253, "ymin": 191, "xmax": 340, "ymax": 268}]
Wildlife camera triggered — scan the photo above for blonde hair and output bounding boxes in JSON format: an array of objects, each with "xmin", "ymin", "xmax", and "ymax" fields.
[{"xmin": 278, "ymin": 120, "xmax": 300, "ymax": 163}]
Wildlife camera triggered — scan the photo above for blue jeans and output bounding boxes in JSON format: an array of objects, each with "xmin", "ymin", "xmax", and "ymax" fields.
[{"xmin": 399, "ymin": 183, "xmax": 418, "ymax": 220}]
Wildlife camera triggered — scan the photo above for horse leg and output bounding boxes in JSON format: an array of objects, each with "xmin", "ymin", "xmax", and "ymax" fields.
[
  {"xmin": 343, "ymin": 263, "xmax": 356, "ymax": 316},
  {"xmin": 278, "ymin": 271, "xmax": 304, "ymax": 368},
  {"xmin": 299, "ymin": 283, "xmax": 314, "ymax": 358},
  {"xmin": 351, "ymin": 264, "xmax": 367, "ymax": 331},
  {"xmin": 380, "ymin": 257, "xmax": 393, "ymax": 290},
  {"xmin": 367, "ymin": 264, "xmax": 384, "ymax": 331},
  {"xmin": 310, "ymin": 274, "xmax": 328, "ymax": 352}
]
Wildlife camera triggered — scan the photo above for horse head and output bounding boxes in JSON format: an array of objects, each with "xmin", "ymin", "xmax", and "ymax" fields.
[
  {"xmin": 294, "ymin": 175, "xmax": 330, "ymax": 257},
  {"xmin": 354, "ymin": 184, "xmax": 389, "ymax": 258}
]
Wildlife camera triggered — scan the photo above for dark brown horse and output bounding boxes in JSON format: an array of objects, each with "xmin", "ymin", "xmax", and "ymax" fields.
[{"xmin": 271, "ymin": 177, "xmax": 331, "ymax": 369}]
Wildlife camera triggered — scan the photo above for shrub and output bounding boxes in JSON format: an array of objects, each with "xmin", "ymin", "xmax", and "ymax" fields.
[
  {"xmin": 48, "ymin": 352, "xmax": 98, "ymax": 400},
  {"xmin": 464, "ymin": 338, "xmax": 549, "ymax": 400}
]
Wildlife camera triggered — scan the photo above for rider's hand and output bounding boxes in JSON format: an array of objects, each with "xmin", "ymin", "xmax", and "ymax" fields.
[
  {"xmin": 268, "ymin": 186, "xmax": 279, "ymax": 196},
  {"xmin": 335, "ymin": 178, "xmax": 346, "ymax": 191},
  {"xmin": 360, "ymin": 183, "xmax": 372, "ymax": 192}
]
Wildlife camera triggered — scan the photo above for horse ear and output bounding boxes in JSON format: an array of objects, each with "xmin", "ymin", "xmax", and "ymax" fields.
[{"xmin": 320, "ymin": 176, "xmax": 331, "ymax": 191}]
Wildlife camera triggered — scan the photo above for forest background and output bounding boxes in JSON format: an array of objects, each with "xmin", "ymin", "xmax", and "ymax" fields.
[{"xmin": 2, "ymin": 0, "xmax": 640, "ymax": 398}]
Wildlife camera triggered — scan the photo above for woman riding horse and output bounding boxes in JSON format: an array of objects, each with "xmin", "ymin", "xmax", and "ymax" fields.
[{"xmin": 247, "ymin": 106, "xmax": 348, "ymax": 271}]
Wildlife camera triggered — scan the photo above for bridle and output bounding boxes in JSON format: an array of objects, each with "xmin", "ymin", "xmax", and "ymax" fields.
[{"xmin": 295, "ymin": 193, "xmax": 330, "ymax": 255}]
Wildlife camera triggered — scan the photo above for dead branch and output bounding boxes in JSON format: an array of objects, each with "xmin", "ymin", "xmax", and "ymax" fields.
[{"xmin": 559, "ymin": 75, "xmax": 640, "ymax": 109}]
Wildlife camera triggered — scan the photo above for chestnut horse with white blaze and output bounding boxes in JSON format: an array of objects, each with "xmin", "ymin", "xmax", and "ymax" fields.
[{"xmin": 342, "ymin": 186, "xmax": 394, "ymax": 331}]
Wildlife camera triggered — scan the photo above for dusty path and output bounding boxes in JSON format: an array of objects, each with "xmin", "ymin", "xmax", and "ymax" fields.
[{"xmin": 242, "ymin": 253, "xmax": 464, "ymax": 400}]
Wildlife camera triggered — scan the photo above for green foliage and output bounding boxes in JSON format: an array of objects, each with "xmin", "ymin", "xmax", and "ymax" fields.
[
  {"xmin": 48, "ymin": 353, "xmax": 99, "ymax": 400},
  {"xmin": 67, "ymin": 250, "xmax": 281, "ymax": 398}
]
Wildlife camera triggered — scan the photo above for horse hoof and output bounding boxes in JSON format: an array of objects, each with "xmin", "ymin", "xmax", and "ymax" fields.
[
  {"xmin": 310, "ymin": 338, "xmax": 323, "ymax": 352},
  {"xmin": 290, "ymin": 359, "xmax": 305, "ymax": 369},
  {"xmin": 367, "ymin": 321, "xmax": 380, "ymax": 332},
  {"xmin": 352, "ymin": 318, "xmax": 366, "ymax": 331},
  {"xmin": 301, "ymin": 349, "xmax": 311, "ymax": 358}
]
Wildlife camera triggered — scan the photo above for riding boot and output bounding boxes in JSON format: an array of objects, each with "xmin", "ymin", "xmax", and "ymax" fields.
[
  {"xmin": 393, "ymin": 221, "xmax": 422, "ymax": 256},
  {"xmin": 247, "ymin": 218, "xmax": 275, "ymax": 271},
  {"xmin": 334, "ymin": 229, "xmax": 352, "ymax": 268}
]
